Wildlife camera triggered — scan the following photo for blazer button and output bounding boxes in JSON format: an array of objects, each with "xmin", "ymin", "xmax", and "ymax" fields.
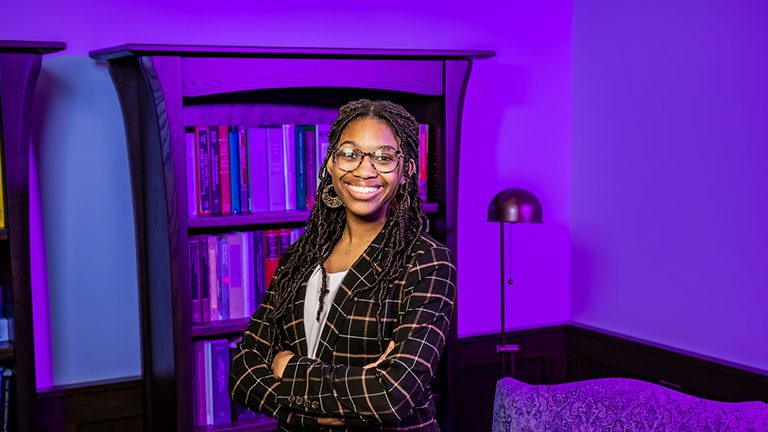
[
  {"xmin": 295, "ymin": 397, "xmax": 303, "ymax": 405},
  {"xmin": 288, "ymin": 395, "xmax": 295, "ymax": 403},
  {"xmin": 311, "ymin": 401, "xmax": 319, "ymax": 409}
]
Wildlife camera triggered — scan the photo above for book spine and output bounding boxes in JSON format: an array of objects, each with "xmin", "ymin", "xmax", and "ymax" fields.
[
  {"xmin": 316, "ymin": 124, "xmax": 331, "ymax": 173},
  {"xmin": 210, "ymin": 339, "xmax": 232, "ymax": 424},
  {"xmin": 264, "ymin": 230, "xmax": 280, "ymax": 290},
  {"xmin": 266, "ymin": 127, "xmax": 287, "ymax": 211},
  {"xmin": 204, "ymin": 341, "xmax": 213, "ymax": 424},
  {"xmin": 218, "ymin": 236, "xmax": 230, "ymax": 321},
  {"xmin": 247, "ymin": 128, "xmax": 269, "ymax": 213},
  {"xmin": 226, "ymin": 233, "xmax": 244, "ymax": 319},
  {"xmin": 228, "ymin": 130, "xmax": 241, "ymax": 215},
  {"xmin": 419, "ymin": 124, "xmax": 429, "ymax": 202},
  {"xmin": 304, "ymin": 126, "xmax": 317, "ymax": 209},
  {"xmin": 207, "ymin": 235, "xmax": 220, "ymax": 321},
  {"xmin": 295, "ymin": 125, "xmax": 307, "ymax": 211},
  {"xmin": 196, "ymin": 127, "xmax": 212, "ymax": 216},
  {"xmin": 278, "ymin": 228, "xmax": 292, "ymax": 257},
  {"xmin": 1, "ymin": 369, "xmax": 12, "ymax": 431},
  {"xmin": 238, "ymin": 126, "xmax": 249, "ymax": 214},
  {"xmin": 193, "ymin": 341, "xmax": 208, "ymax": 425},
  {"xmin": 218, "ymin": 125, "xmax": 232, "ymax": 215},
  {"xmin": 209, "ymin": 127, "xmax": 222, "ymax": 215},
  {"xmin": 242, "ymin": 232, "xmax": 255, "ymax": 317},
  {"xmin": 253, "ymin": 230, "xmax": 266, "ymax": 307},
  {"xmin": 282, "ymin": 124, "xmax": 297, "ymax": 211},
  {"xmin": 199, "ymin": 236, "xmax": 211, "ymax": 323},
  {"xmin": 189, "ymin": 236, "xmax": 201, "ymax": 323},
  {"xmin": 186, "ymin": 129, "xmax": 198, "ymax": 217}
]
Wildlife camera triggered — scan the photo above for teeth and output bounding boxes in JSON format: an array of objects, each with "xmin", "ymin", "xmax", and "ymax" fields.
[{"xmin": 348, "ymin": 184, "xmax": 380, "ymax": 194}]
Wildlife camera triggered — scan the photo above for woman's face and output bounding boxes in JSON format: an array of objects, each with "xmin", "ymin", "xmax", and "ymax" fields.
[{"xmin": 327, "ymin": 117, "xmax": 409, "ymax": 224}]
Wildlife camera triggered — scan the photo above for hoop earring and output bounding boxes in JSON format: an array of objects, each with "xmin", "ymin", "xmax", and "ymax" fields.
[{"xmin": 322, "ymin": 185, "xmax": 343, "ymax": 208}]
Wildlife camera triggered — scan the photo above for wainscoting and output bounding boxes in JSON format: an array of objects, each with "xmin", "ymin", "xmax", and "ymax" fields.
[{"xmin": 35, "ymin": 323, "xmax": 767, "ymax": 431}]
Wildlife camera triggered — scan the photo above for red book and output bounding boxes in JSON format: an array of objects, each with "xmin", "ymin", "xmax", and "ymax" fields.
[
  {"xmin": 218, "ymin": 125, "xmax": 232, "ymax": 215},
  {"xmin": 264, "ymin": 230, "xmax": 281, "ymax": 290}
]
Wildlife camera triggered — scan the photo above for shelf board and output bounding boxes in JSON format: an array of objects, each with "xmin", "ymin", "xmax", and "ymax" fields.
[
  {"xmin": 188, "ymin": 203, "xmax": 439, "ymax": 230},
  {"xmin": 195, "ymin": 415, "xmax": 277, "ymax": 432},
  {"xmin": 0, "ymin": 341, "xmax": 14, "ymax": 362},
  {"xmin": 192, "ymin": 318, "xmax": 250, "ymax": 339},
  {"xmin": 0, "ymin": 40, "xmax": 66, "ymax": 54}
]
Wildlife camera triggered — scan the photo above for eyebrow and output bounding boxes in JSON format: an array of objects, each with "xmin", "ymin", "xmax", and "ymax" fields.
[{"xmin": 338, "ymin": 140, "xmax": 398, "ymax": 151}]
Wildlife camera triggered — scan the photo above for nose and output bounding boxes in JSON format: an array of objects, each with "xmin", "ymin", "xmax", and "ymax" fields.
[{"xmin": 353, "ymin": 154, "xmax": 378, "ymax": 178}]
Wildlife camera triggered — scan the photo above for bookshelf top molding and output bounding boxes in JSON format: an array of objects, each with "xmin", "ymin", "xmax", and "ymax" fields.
[
  {"xmin": 0, "ymin": 40, "xmax": 66, "ymax": 54},
  {"xmin": 89, "ymin": 44, "xmax": 495, "ymax": 61}
]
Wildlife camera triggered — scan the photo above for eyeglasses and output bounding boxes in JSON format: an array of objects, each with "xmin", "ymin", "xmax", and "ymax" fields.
[{"xmin": 332, "ymin": 146, "xmax": 403, "ymax": 174}]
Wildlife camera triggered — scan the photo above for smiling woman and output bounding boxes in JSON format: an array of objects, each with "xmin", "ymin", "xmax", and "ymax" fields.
[{"xmin": 229, "ymin": 99, "xmax": 457, "ymax": 431}]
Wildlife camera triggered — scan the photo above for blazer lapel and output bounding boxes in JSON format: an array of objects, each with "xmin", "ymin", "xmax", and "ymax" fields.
[{"xmin": 313, "ymin": 228, "xmax": 386, "ymax": 362}]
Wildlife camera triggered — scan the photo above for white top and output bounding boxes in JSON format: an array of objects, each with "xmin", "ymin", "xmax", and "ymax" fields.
[{"xmin": 303, "ymin": 265, "xmax": 348, "ymax": 359}]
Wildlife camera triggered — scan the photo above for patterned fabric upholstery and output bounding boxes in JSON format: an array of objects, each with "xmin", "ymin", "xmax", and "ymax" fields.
[{"xmin": 492, "ymin": 377, "xmax": 768, "ymax": 432}]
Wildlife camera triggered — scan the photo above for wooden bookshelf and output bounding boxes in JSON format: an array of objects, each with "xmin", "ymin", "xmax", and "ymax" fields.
[
  {"xmin": 91, "ymin": 44, "xmax": 492, "ymax": 432},
  {"xmin": 0, "ymin": 40, "xmax": 66, "ymax": 432}
]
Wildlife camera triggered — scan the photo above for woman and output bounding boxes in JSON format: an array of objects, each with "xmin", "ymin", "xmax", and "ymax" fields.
[{"xmin": 230, "ymin": 99, "xmax": 456, "ymax": 431}]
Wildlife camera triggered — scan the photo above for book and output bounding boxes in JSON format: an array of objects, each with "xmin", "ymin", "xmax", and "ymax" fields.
[
  {"xmin": 316, "ymin": 124, "xmax": 331, "ymax": 174},
  {"xmin": 304, "ymin": 126, "xmax": 317, "ymax": 209},
  {"xmin": 195, "ymin": 127, "xmax": 212, "ymax": 216},
  {"xmin": 189, "ymin": 236, "xmax": 202, "ymax": 323},
  {"xmin": 419, "ymin": 124, "xmax": 429, "ymax": 202},
  {"xmin": 252, "ymin": 230, "xmax": 266, "ymax": 308},
  {"xmin": 266, "ymin": 127, "xmax": 286, "ymax": 211},
  {"xmin": 228, "ymin": 129, "xmax": 241, "ymax": 215},
  {"xmin": 1, "ymin": 368, "xmax": 12, "ymax": 431},
  {"xmin": 218, "ymin": 125, "xmax": 232, "ymax": 215},
  {"xmin": 282, "ymin": 124, "xmax": 297, "ymax": 211},
  {"xmin": 193, "ymin": 341, "xmax": 208, "ymax": 425},
  {"xmin": 206, "ymin": 235, "xmax": 220, "ymax": 321},
  {"xmin": 264, "ymin": 230, "xmax": 280, "ymax": 289},
  {"xmin": 210, "ymin": 127, "xmax": 222, "ymax": 215},
  {"xmin": 225, "ymin": 233, "xmax": 244, "ymax": 319},
  {"xmin": 295, "ymin": 125, "xmax": 307, "ymax": 211},
  {"xmin": 199, "ymin": 236, "xmax": 211, "ymax": 323},
  {"xmin": 247, "ymin": 127, "xmax": 269, "ymax": 213},
  {"xmin": 186, "ymin": 129, "xmax": 198, "ymax": 217},
  {"xmin": 218, "ymin": 235, "xmax": 230, "ymax": 321},
  {"xmin": 238, "ymin": 126, "xmax": 249, "ymax": 214},
  {"xmin": 242, "ymin": 232, "xmax": 256, "ymax": 317},
  {"xmin": 209, "ymin": 339, "xmax": 231, "ymax": 424}
]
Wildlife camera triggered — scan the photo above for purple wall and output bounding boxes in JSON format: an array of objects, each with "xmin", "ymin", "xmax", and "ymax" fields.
[
  {"xmin": 3, "ymin": 1, "xmax": 573, "ymax": 384},
  {"xmin": 572, "ymin": 1, "xmax": 768, "ymax": 371}
]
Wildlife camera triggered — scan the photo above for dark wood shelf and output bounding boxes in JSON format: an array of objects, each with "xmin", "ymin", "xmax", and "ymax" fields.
[
  {"xmin": 187, "ymin": 203, "xmax": 439, "ymax": 230},
  {"xmin": 0, "ymin": 40, "xmax": 66, "ymax": 54},
  {"xmin": 0, "ymin": 341, "xmax": 14, "ymax": 362},
  {"xmin": 195, "ymin": 416, "xmax": 277, "ymax": 432},
  {"xmin": 191, "ymin": 318, "xmax": 250, "ymax": 339}
]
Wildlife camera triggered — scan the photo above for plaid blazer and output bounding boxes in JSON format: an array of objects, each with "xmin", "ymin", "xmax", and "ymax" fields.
[{"xmin": 230, "ymin": 230, "xmax": 457, "ymax": 431}]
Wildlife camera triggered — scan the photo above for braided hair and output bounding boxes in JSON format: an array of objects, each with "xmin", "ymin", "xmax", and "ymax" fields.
[{"xmin": 265, "ymin": 99, "xmax": 427, "ymax": 352}]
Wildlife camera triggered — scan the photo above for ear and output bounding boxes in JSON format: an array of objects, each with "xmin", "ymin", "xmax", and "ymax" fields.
[{"xmin": 401, "ymin": 159, "xmax": 416, "ymax": 185}]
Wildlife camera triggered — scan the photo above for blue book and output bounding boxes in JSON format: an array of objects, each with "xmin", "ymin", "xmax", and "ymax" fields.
[
  {"xmin": 209, "ymin": 339, "xmax": 232, "ymax": 425},
  {"xmin": 295, "ymin": 125, "xmax": 307, "ymax": 211},
  {"xmin": 228, "ymin": 130, "xmax": 241, "ymax": 214}
]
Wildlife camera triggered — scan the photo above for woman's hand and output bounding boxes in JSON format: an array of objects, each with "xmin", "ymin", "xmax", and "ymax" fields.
[
  {"xmin": 363, "ymin": 341, "xmax": 396, "ymax": 369},
  {"xmin": 317, "ymin": 417, "xmax": 346, "ymax": 426},
  {"xmin": 271, "ymin": 350, "xmax": 294, "ymax": 380}
]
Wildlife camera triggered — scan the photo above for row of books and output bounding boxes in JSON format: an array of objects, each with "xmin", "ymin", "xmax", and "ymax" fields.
[
  {"xmin": 186, "ymin": 123, "xmax": 430, "ymax": 218},
  {"xmin": 193, "ymin": 337, "xmax": 265, "ymax": 426},
  {"xmin": 189, "ymin": 228, "xmax": 303, "ymax": 324},
  {"xmin": 0, "ymin": 368, "xmax": 13, "ymax": 431}
]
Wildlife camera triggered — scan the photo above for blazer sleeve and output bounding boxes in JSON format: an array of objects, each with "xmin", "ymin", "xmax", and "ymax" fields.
[
  {"xmin": 229, "ymin": 287, "xmax": 320, "ymax": 429},
  {"xmin": 273, "ymin": 247, "xmax": 457, "ymax": 424}
]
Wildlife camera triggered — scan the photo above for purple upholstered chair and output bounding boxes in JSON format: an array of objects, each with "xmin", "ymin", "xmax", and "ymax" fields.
[{"xmin": 492, "ymin": 377, "xmax": 768, "ymax": 431}]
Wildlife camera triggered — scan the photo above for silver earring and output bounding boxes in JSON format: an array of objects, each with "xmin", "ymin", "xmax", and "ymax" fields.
[{"xmin": 322, "ymin": 185, "xmax": 343, "ymax": 208}]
